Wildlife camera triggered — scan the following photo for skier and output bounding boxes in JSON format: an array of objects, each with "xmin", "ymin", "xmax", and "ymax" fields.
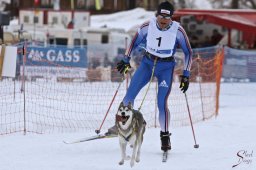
[{"xmin": 116, "ymin": 1, "xmax": 193, "ymax": 151}]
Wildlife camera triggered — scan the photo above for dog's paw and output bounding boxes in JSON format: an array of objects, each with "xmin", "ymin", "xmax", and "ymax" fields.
[
  {"xmin": 130, "ymin": 160, "xmax": 135, "ymax": 167},
  {"xmin": 135, "ymin": 157, "xmax": 140, "ymax": 162},
  {"xmin": 125, "ymin": 155, "xmax": 131, "ymax": 160},
  {"xmin": 119, "ymin": 160, "xmax": 124, "ymax": 165}
]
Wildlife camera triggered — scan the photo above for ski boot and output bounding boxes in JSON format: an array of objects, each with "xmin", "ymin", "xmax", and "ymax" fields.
[{"xmin": 160, "ymin": 131, "xmax": 171, "ymax": 151}]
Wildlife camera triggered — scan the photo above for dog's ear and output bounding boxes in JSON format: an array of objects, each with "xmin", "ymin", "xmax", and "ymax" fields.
[
  {"xmin": 127, "ymin": 102, "xmax": 133, "ymax": 110},
  {"xmin": 119, "ymin": 102, "xmax": 124, "ymax": 108}
]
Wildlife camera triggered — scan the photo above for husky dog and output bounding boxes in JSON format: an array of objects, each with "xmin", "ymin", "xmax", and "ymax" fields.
[{"xmin": 115, "ymin": 102, "xmax": 146, "ymax": 167}]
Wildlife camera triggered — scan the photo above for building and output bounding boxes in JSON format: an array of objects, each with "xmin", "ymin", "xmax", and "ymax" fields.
[
  {"xmin": 4, "ymin": 1, "xmax": 256, "ymax": 49},
  {"xmin": 8, "ymin": 0, "xmax": 167, "ymax": 17},
  {"xmin": 173, "ymin": 9, "xmax": 256, "ymax": 49}
]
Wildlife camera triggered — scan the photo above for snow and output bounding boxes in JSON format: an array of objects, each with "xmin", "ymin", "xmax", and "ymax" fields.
[
  {"xmin": 91, "ymin": 8, "xmax": 155, "ymax": 32},
  {"xmin": 90, "ymin": 1, "xmax": 213, "ymax": 32},
  {"xmin": 1, "ymin": 83, "xmax": 256, "ymax": 170},
  {"xmin": 1, "ymin": 2, "xmax": 256, "ymax": 169}
]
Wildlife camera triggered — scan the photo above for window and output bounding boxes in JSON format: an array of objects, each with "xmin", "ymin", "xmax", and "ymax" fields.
[
  {"xmin": 52, "ymin": 17, "xmax": 58, "ymax": 24},
  {"xmin": 74, "ymin": 39, "xmax": 81, "ymax": 46},
  {"xmin": 83, "ymin": 39, "xmax": 87, "ymax": 45},
  {"xmin": 102, "ymin": 34, "xmax": 108, "ymax": 44},
  {"xmin": 55, "ymin": 38, "xmax": 68, "ymax": 45},
  {"xmin": 73, "ymin": 39, "xmax": 87, "ymax": 46},
  {"xmin": 49, "ymin": 38, "xmax": 55, "ymax": 45},
  {"xmin": 49, "ymin": 38, "xmax": 67, "ymax": 45},
  {"xmin": 24, "ymin": 16, "xmax": 29, "ymax": 23},
  {"xmin": 33, "ymin": 16, "xmax": 39, "ymax": 24}
]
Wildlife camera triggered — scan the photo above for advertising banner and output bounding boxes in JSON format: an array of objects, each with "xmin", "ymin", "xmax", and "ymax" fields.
[{"xmin": 20, "ymin": 46, "xmax": 87, "ymax": 78}]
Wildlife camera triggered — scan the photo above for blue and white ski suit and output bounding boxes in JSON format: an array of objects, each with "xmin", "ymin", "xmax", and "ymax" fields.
[{"xmin": 123, "ymin": 18, "xmax": 192, "ymax": 132}]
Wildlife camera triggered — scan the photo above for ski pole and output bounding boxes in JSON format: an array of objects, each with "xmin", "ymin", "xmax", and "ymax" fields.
[
  {"xmin": 138, "ymin": 58, "xmax": 157, "ymax": 111},
  {"xmin": 95, "ymin": 76, "xmax": 124, "ymax": 134},
  {"xmin": 184, "ymin": 93, "xmax": 199, "ymax": 148}
]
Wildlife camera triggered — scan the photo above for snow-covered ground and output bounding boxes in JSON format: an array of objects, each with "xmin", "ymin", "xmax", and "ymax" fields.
[{"xmin": 1, "ymin": 83, "xmax": 255, "ymax": 170}]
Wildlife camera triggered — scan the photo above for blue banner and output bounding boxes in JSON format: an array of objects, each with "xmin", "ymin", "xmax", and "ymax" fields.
[
  {"xmin": 24, "ymin": 46, "xmax": 87, "ymax": 68},
  {"xmin": 224, "ymin": 47, "xmax": 256, "ymax": 81}
]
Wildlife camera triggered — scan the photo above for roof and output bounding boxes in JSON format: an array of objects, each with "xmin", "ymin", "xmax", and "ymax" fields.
[{"xmin": 174, "ymin": 9, "xmax": 256, "ymax": 34}]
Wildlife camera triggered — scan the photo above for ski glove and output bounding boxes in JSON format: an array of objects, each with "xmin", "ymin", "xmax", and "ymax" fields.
[
  {"xmin": 116, "ymin": 57, "xmax": 131, "ymax": 75},
  {"xmin": 179, "ymin": 75, "xmax": 189, "ymax": 93}
]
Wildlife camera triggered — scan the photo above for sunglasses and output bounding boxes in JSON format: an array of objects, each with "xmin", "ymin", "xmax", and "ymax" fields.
[{"xmin": 158, "ymin": 15, "xmax": 171, "ymax": 19}]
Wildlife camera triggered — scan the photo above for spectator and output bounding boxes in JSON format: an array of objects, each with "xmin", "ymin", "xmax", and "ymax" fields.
[
  {"xmin": 90, "ymin": 58, "xmax": 100, "ymax": 69},
  {"xmin": 103, "ymin": 55, "xmax": 112, "ymax": 67},
  {"xmin": 202, "ymin": 36, "xmax": 212, "ymax": 47},
  {"xmin": 211, "ymin": 29, "xmax": 223, "ymax": 45},
  {"xmin": 190, "ymin": 35, "xmax": 199, "ymax": 48}
]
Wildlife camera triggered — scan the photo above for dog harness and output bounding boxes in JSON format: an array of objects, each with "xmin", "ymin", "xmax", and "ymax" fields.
[{"xmin": 116, "ymin": 114, "xmax": 138, "ymax": 142}]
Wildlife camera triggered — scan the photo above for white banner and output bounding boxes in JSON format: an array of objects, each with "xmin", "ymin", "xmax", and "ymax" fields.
[
  {"xmin": 20, "ymin": 66, "xmax": 87, "ymax": 79},
  {"xmin": 1, "ymin": 46, "xmax": 17, "ymax": 78}
]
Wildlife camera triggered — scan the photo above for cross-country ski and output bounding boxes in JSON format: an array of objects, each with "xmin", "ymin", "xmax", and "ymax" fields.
[
  {"xmin": 162, "ymin": 151, "xmax": 168, "ymax": 162},
  {"xmin": 63, "ymin": 134, "xmax": 117, "ymax": 144}
]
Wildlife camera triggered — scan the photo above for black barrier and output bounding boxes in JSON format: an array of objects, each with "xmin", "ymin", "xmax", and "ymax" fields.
[
  {"xmin": 0, "ymin": 12, "xmax": 10, "ymax": 26},
  {"xmin": 0, "ymin": 12, "xmax": 10, "ymax": 43}
]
